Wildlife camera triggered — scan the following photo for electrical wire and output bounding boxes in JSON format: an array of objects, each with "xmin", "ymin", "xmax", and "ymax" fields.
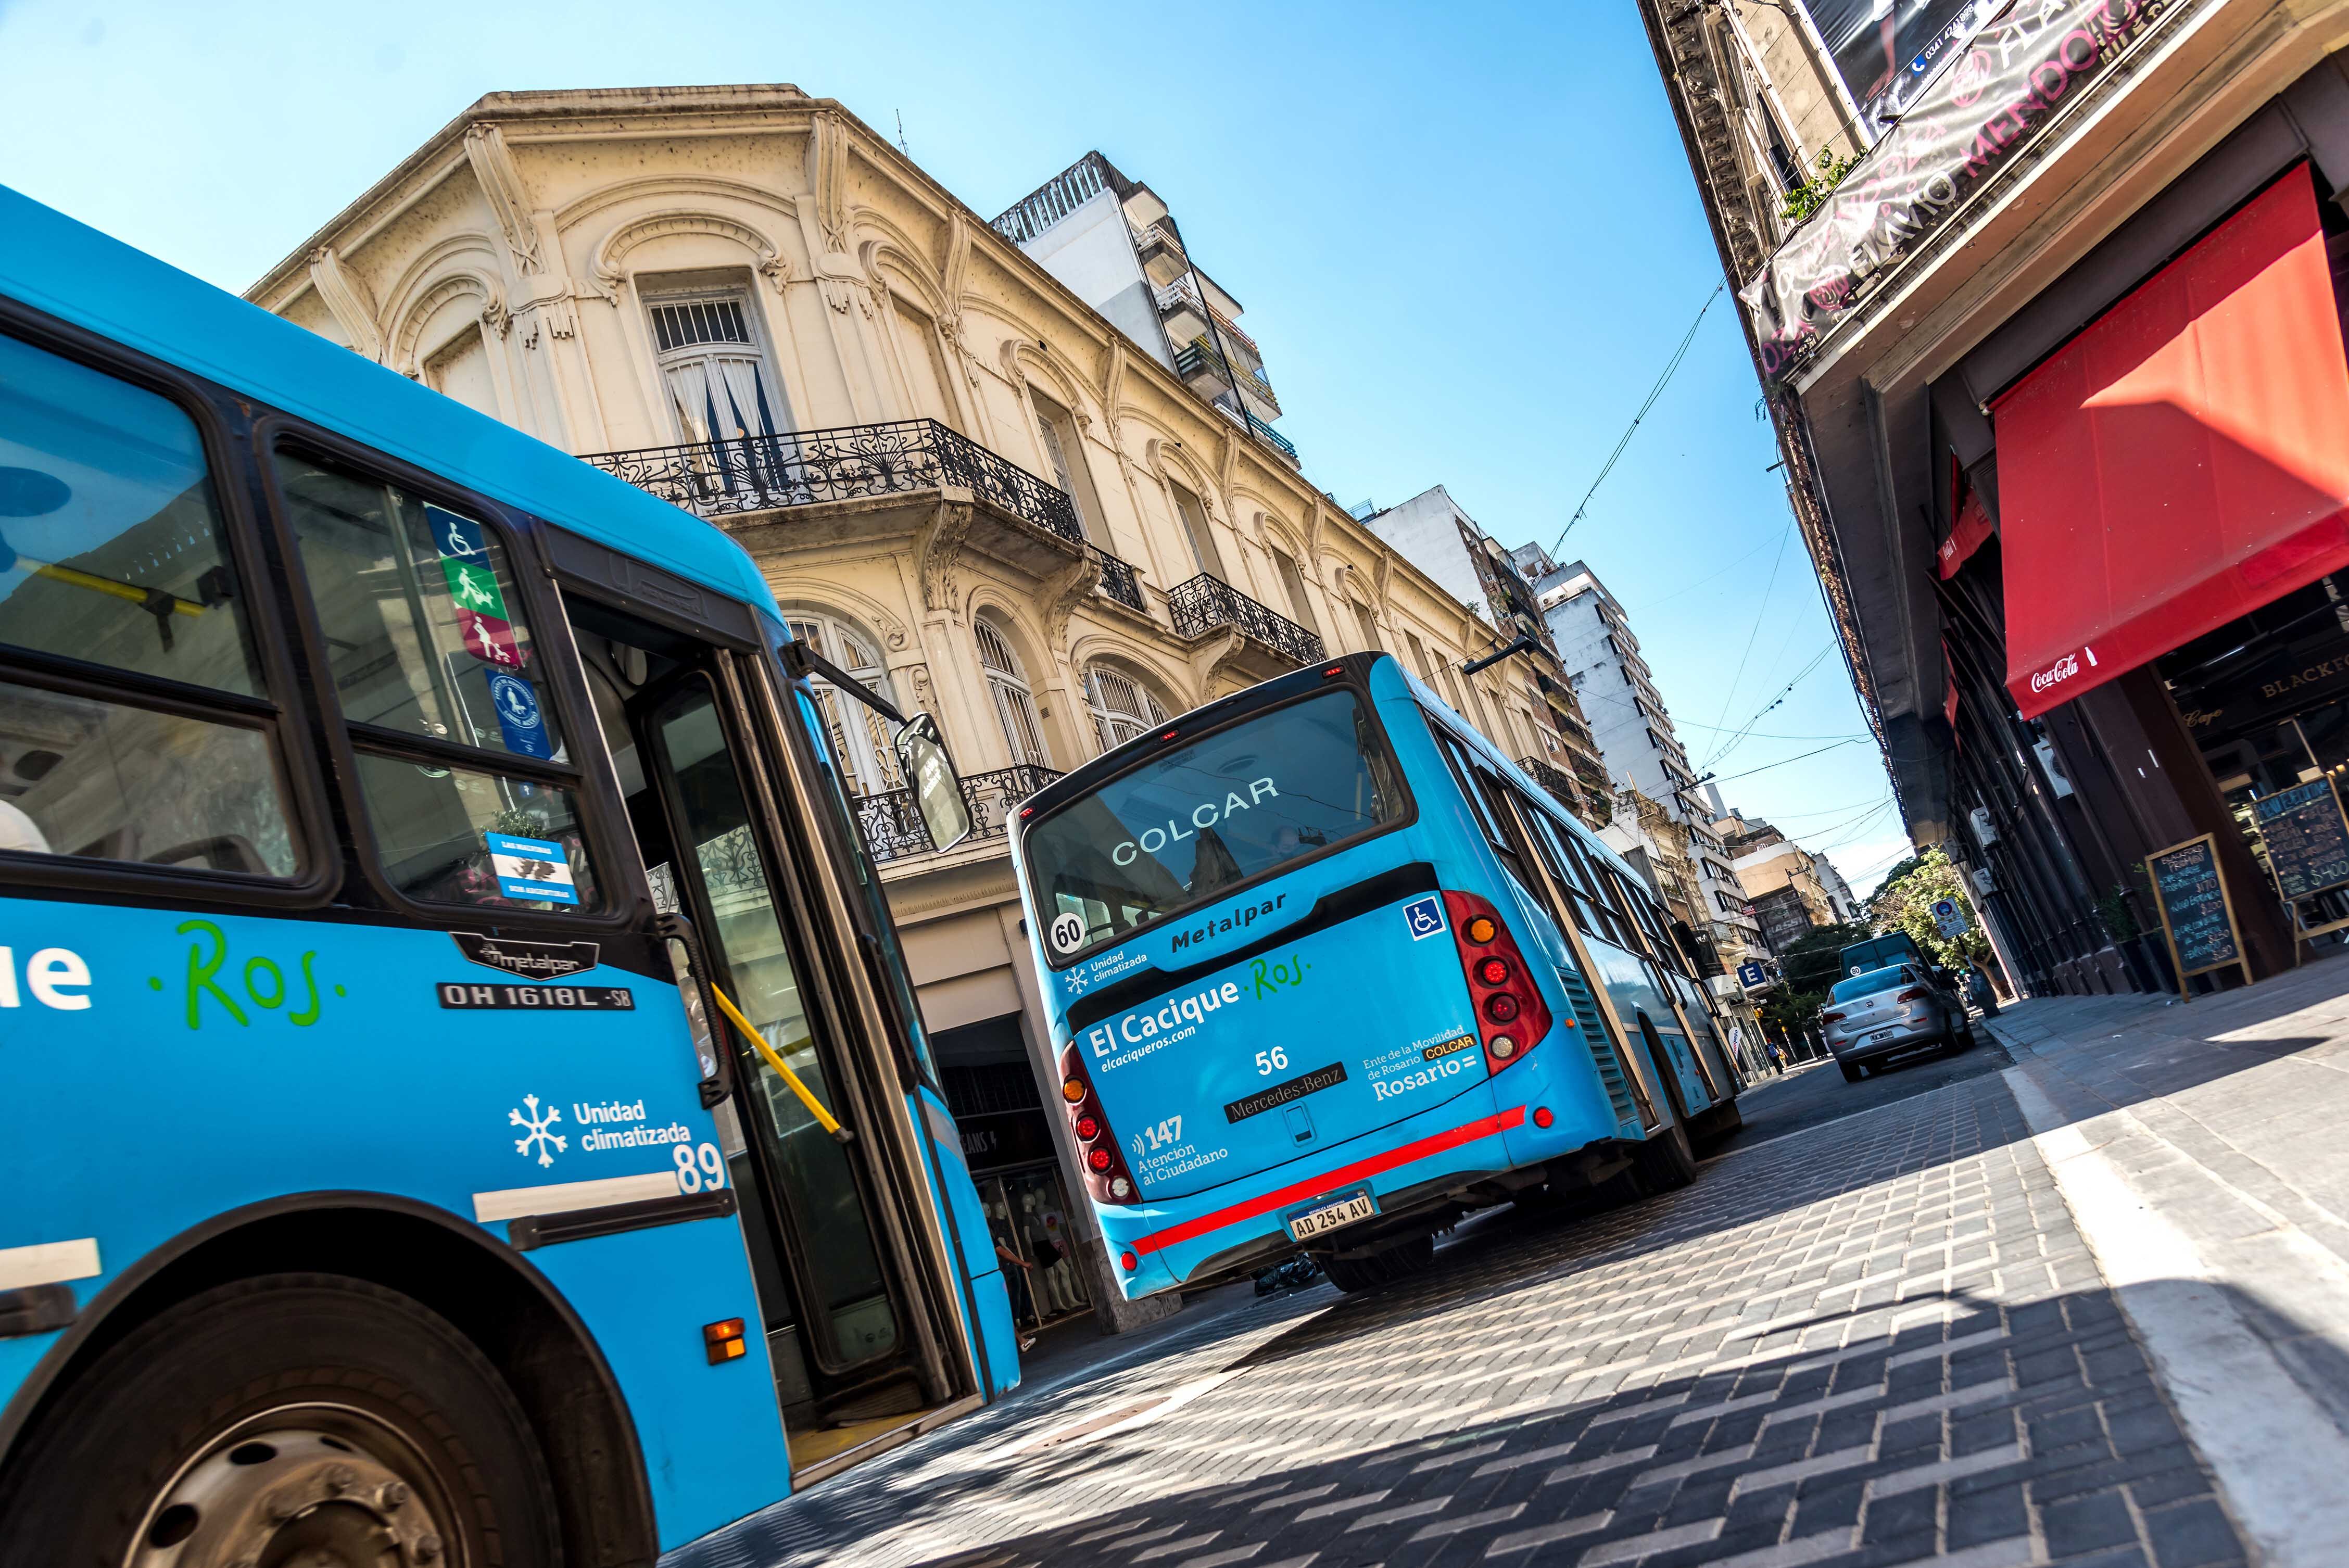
[
  {"xmin": 1708, "ymin": 736, "xmax": 1866, "ymax": 784},
  {"xmin": 1551, "ymin": 282, "xmax": 1723, "ymax": 552},
  {"xmin": 1702, "ymin": 645, "xmax": 1834, "ymax": 770},
  {"xmin": 1701, "ymin": 523, "xmax": 1795, "ymax": 761}
]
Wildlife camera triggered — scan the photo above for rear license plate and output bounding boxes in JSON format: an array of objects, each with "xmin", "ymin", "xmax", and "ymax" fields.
[
  {"xmin": 1287, "ymin": 1188, "xmax": 1378, "ymax": 1241},
  {"xmin": 1869, "ymin": 1028, "xmax": 1898, "ymax": 1045}
]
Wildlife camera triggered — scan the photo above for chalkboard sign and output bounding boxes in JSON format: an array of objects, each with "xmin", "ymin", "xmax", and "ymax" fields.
[
  {"xmin": 2252, "ymin": 779, "xmax": 2349, "ymax": 902},
  {"xmin": 2146, "ymin": 833, "xmax": 2247, "ymax": 997}
]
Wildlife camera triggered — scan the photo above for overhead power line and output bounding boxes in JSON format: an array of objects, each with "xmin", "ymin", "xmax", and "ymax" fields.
[
  {"xmin": 1551, "ymin": 282, "xmax": 1723, "ymax": 552},
  {"xmin": 1708, "ymin": 736, "xmax": 1865, "ymax": 785}
]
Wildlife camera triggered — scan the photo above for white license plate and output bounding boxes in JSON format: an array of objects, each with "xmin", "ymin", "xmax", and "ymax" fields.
[
  {"xmin": 1868, "ymin": 1028, "xmax": 1899, "ymax": 1045},
  {"xmin": 1288, "ymin": 1190, "xmax": 1377, "ymax": 1241}
]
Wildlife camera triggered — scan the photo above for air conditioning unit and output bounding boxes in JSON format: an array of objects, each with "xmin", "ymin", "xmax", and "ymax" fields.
[
  {"xmin": 1969, "ymin": 806, "xmax": 1999, "ymax": 847},
  {"xmin": 1971, "ymin": 865, "xmax": 1997, "ymax": 895},
  {"xmin": 2032, "ymin": 737, "xmax": 2076, "ymax": 799}
]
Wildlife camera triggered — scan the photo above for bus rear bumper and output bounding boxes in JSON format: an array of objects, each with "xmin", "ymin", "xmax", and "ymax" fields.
[{"xmin": 1094, "ymin": 1077, "xmax": 1615, "ymax": 1297}]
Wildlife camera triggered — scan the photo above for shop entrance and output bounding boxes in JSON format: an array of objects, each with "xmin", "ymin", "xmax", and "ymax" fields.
[
  {"xmin": 2160, "ymin": 573, "xmax": 2349, "ymax": 946},
  {"xmin": 930, "ymin": 1014, "xmax": 1093, "ymax": 1334}
]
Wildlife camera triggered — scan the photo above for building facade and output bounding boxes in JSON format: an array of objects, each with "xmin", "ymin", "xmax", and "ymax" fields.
[
  {"xmin": 247, "ymin": 84, "xmax": 1568, "ymax": 1325},
  {"xmin": 1718, "ymin": 809, "xmax": 1859, "ymax": 952},
  {"xmin": 1520, "ymin": 552, "xmax": 1769, "ymax": 975},
  {"xmin": 1356, "ymin": 486, "xmax": 1612, "ymax": 825},
  {"xmin": 1643, "ymin": 0, "xmax": 2349, "ymax": 1000}
]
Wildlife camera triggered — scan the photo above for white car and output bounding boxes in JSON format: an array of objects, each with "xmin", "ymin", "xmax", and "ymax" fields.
[{"xmin": 1818, "ymin": 963, "xmax": 1973, "ymax": 1082}]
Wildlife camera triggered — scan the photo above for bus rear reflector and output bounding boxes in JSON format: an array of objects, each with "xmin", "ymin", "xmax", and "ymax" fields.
[
  {"xmin": 1444, "ymin": 890, "xmax": 1552, "ymax": 1077},
  {"xmin": 1057, "ymin": 1043, "xmax": 1141, "ymax": 1207}
]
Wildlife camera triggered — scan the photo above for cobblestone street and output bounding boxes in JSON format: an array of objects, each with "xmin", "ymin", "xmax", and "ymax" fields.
[{"xmin": 673, "ymin": 1003, "xmax": 2301, "ymax": 1568}]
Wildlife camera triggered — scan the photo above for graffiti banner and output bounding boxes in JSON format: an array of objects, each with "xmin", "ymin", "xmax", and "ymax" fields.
[{"xmin": 1743, "ymin": 0, "xmax": 2188, "ymax": 382}]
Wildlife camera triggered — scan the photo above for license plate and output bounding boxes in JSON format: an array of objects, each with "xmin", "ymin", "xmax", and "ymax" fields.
[
  {"xmin": 1869, "ymin": 1028, "xmax": 1898, "ymax": 1045},
  {"xmin": 1287, "ymin": 1188, "xmax": 1378, "ymax": 1241}
]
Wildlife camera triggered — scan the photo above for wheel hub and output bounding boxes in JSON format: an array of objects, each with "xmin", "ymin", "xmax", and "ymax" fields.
[{"xmin": 127, "ymin": 1410, "xmax": 456, "ymax": 1568}]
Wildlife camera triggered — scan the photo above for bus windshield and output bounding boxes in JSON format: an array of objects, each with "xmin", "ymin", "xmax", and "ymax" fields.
[{"xmin": 1025, "ymin": 687, "xmax": 1406, "ymax": 963}]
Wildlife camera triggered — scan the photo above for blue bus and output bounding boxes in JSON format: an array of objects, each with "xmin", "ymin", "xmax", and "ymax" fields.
[
  {"xmin": 1008, "ymin": 653, "xmax": 1742, "ymax": 1295},
  {"xmin": 0, "ymin": 184, "xmax": 1018, "ymax": 1561}
]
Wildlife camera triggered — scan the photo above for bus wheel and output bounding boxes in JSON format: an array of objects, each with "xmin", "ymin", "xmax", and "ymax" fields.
[
  {"xmin": 1630, "ymin": 1121, "xmax": 1697, "ymax": 1194},
  {"xmin": 0, "ymin": 1273, "xmax": 559, "ymax": 1567},
  {"xmin": 1320, "ymin": 1234, "xmax": 1436, "ymax": 1293}
]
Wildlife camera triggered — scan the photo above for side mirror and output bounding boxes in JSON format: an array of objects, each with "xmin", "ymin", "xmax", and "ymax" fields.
[{"xmin": 893, "ymin": 712, "xmax": 973, "ymax": 853}]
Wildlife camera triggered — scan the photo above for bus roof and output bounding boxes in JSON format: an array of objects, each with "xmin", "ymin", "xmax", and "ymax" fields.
[
  {"xmin": 0, "ymin": 182, "xmax": 779, "ymax": 621},
  {"xmin": 1021, "ymin": 649, "xmax": 1657, "ymax": 895}
]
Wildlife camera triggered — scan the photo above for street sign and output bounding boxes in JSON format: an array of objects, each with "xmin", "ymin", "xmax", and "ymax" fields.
[
  {"xmin": 1736, "ymin": 960, "xmax": 1768, "ymax": 988},
  {"xmin": 1931, "ymin": 897, "xmax": 1969, "ymax": 941}
]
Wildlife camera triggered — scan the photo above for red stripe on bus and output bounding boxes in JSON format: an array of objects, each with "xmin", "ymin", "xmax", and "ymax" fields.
[{"xmin": 1132, "ymin": 1105, "xmax": 1528, "ymax": 1256}]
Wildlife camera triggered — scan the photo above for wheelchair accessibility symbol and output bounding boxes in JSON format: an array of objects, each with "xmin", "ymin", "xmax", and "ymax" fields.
[{"xmin": 1403, "ymin": 895, "xmax": 1446, "ymax": 941}]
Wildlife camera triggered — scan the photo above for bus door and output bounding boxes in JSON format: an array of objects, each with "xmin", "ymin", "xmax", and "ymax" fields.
[{"xmin": 560, "ymin": 595, "xmax": 954, "ymax": 1471}]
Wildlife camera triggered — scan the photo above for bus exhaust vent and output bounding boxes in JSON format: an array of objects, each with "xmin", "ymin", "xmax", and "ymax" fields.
[{"xmin": 1555, "ymin": 964, "xmax": 1637, "ymax": 1127}]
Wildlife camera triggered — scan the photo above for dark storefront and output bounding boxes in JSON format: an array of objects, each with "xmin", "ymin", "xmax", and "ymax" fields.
[
  {"xmin": 1921, "ymin": 118, "xmax": 2349, "ymax": 997},
  {"xmin": 928, "ymin": 1015, "xmax": 1094, "ymax": 1333}
]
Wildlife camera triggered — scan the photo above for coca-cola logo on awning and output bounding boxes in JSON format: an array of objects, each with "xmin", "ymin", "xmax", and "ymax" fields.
[{"xmin": 2027, "ymin": 647, "xmax": 2099, "ymax": 694}]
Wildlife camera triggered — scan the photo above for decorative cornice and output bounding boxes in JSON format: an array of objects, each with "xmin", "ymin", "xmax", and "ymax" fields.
[
  {"xmin": 463, "ymin": 123, "xmax": 543, "ymax": 275},
  {"xmin": 588, "ymin": 211, "xmax": 789, "ymax": 304},
  {"xmin": 306, "ymin": 246, "xmax": 383, "ymax": 361}
]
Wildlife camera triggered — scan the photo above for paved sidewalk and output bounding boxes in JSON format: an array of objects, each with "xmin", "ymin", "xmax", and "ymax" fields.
[
  {"xmin": 1985, "ymin": 959, "xmax": 2349, "ymax": 1566},
  {"xmin": 674, "ymin": 1057, "xmax": 2254, "ymax": 1568}
]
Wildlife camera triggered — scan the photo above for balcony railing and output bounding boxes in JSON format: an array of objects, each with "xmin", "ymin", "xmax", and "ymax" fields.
[
  {"xmin": 583, "ymin": 419, "xmax": 1082, "ymax": 544},
  {"xmin": 1166, "ymin": 574, "xmax": 1324, "ymax": 665},
  {"xmin": 1518, "ymin": 756, "xmax": 1581, "ymax": 815},
  {"xmin": 856, "ymin": 764, "xmax": 1064, "ymax": 865},
  {"xmin": 1173, "ymin": 337, "xmax": 1279, "ymax": 414},
  {"xmin": 1090, "ymin": 545, "xmax": 1146, "ymax": 614},
  {"xmin": 992, "ymin": 151, "xmax": 1118, "ymax": 245}
]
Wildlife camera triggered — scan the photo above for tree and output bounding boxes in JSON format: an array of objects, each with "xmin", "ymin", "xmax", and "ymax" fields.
[
  {"xmin": 1755, "ymin": 920, "xmax": 1873, "ymax": 1036},
  {"xmin": 1869, "ymin": 848, "xmax": 1991, "ymax": 970}
]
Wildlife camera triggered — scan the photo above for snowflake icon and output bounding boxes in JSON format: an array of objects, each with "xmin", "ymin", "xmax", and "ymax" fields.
[{"xmin": 509, "ymin": 1094, "xmax": 566, "ymax": 1168}]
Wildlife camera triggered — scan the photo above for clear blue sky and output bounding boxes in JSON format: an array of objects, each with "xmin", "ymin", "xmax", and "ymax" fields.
[{"xmin": 0, "ymin": 0, "xmax": 1908, "ymax": 893}]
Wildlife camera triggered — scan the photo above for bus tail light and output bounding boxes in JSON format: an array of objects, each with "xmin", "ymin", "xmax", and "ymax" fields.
[
  {"xmin": 1057, "ymin": 1043, "xmax": 1141, "ymax": 1206},
  {"xmin": 1445, "ymin": 890, "xmax": 1551, "ymax": 1076}
]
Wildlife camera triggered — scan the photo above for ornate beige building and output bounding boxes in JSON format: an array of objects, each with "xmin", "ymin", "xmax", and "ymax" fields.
[{"xmin": 246, "ymin": 83, "xmax": 1603, "ymax": 1324}]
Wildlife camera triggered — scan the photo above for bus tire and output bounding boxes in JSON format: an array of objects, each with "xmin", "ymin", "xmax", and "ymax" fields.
[
  {"xmin": 1321, "ymin": 1234, "xmax": 1436, "ymax": 1293},
  {"xmin": 0, "ymin": 1272, "xmax": 560, "ymax": 1567},
  {"xmin": 1630, "ymin": 1121, "xmax": 1697, "ymax": 1194}
]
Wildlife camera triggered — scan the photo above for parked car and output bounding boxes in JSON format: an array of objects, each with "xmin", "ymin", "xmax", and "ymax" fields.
[{"xmin": 1818, "ymin": 964, "xmax": 1974, "ymax": 1082}]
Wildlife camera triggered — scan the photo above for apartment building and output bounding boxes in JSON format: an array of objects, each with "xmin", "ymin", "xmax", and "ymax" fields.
[
  {"xmin": 246, "ymin": 85, "xmax": 1553, "ymax": 1326},
  {"xmin": 1354, "ymin": 486, "xmax": 1611, "ymax": 826},
  {"xmin": 994, "ymin": 150, "xmax": 1295, "ymax": 471},
  {"xmin": 1517, "ymin": 550, "xmax": 1766, "ymax": 973},
  {"xmin": 1717, "ymin": 808, "xmax": 1858, "ymax": 954}
]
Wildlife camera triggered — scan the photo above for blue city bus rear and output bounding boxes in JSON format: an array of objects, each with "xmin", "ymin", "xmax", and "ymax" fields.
[
  {"xmin": 0, "ymin": 181, "xmax": 1014, "ymax": 1561},
  {"xmin": 1009, "ymin": 653, "xmax": 1737, "ymax": 1297}
]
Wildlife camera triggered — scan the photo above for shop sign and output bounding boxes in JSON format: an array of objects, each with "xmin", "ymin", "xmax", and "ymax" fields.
[{"xmin": 1744, "ymin": 0, "xmax": 2190, "ymax": 382}]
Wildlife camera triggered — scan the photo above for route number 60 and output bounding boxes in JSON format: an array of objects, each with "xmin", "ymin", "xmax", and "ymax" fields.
[{"xmin": 673, "ymin": 1142, "xmax": 727, "ymax": 1192}]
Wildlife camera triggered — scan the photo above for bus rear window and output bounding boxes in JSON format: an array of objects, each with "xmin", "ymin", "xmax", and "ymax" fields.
[{"xmin": 1022, "ymin": 688, "xmax": 1406, "ymax": 964}]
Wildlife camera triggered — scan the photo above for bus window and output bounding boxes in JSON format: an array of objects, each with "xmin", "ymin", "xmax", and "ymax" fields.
[
  {"xmin": 274, "ymin": 453, "xmax": 598, "ymax": 913},
  {"xmin": 1426, "ymin": 721, "xmax": 1530, "ymax": 885},
  {"xmin": 1024, "ymin": 686, "xmax": 1407, "ymax": 962},
  {"xmin": 0, "ymin": 331, "xmax": 298, "ymax": 874},
  {"xmin": 1519, "ymin": 800, "xmax": 1599, "ymax": 938},
  {"xmin": 1560, "ymin": 833, "xmax": 1640, "ymax": 951}
]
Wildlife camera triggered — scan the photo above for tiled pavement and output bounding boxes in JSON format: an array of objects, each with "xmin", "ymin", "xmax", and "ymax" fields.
[{"xmin": 671, "ymin": 1069, "xmax": 2248, "ymax": 1568}]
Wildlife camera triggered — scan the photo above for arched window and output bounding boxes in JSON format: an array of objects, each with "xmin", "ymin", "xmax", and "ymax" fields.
[
  {"xmin": 976, "ymin": 617, "xmax": 1051, "ymax": 768},
  {"xmin": 786, "ymin": 611, "xmax": 902, "ymax": 797},
  {"xmin": 1083, "ymin": 663, "xmax": 1170, "ymax": 751}
]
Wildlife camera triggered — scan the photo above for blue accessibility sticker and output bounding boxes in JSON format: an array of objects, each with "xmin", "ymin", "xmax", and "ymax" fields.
[
  {"xmin": 1402, "ymin": 894, "xmax": 1447, "ymax": 941},
  {"xmin": 427, "ymin": 504, "xmax": 488, "ymax": 563},
  {"xmin": 487, "ymin": 671, "xmax": 552, "ymax": 759}
]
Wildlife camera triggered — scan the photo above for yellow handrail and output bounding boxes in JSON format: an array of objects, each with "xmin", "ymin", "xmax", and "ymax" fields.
[{"xmin": 707, "ymin": 982, "xmax": 854, "ymax": 1145}]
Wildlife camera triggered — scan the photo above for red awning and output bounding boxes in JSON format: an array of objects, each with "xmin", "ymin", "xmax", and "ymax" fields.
[
  {"xmin": 1994, "ymin": 164, "xmax": 2349, "ymax": 718},
  {"xmin": 1937, "ymin": 489, "xmax": 1994, "ymax": 580}
]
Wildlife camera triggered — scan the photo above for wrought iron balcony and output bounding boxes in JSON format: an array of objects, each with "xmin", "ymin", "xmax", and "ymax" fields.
[
  {"xmin": 583, "ymin": 419, "xmax": 1082, "ymax": 544},
  {"xmin": 1166, "ymin": 574, "xmax": 1324, "ymax": 666},
  {"xmin": 1089, "ymin": 545, "xmax": 1146, "ymax": 614},
  {"xmin": 1173, "ymin": 337, "xmax": 1279, "ymax": 415},
  {"xmin": 1518, "ymin": 756, "xmax": 1582, "ymax": 815},
  {"xmin": 855, "ymin": 764, "xmax": 1064, "ymax": 866}
]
